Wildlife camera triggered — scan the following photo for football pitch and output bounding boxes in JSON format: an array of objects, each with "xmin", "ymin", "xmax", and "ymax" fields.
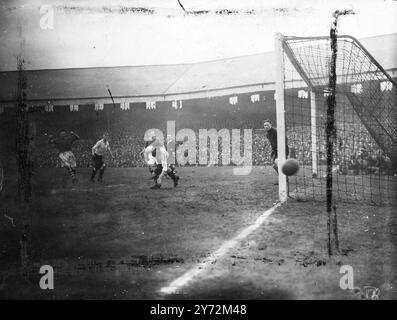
[{"xmin": 0, "ymin": 166, "xmax": 396, "ymax": 299}]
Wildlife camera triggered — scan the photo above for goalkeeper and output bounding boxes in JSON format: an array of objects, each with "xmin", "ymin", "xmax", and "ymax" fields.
[
  {"xmin": 263, "ymin": 119, "xmax": 289, "ymax": 183},
  {"xmin": 49, "ymin": 131, "xmax": 80, "ymax": 183}
]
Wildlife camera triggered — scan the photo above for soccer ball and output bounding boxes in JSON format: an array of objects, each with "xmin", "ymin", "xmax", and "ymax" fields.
[{"xmin": 281, "ymin": 158, "xmax": 299, "ymax": 176}]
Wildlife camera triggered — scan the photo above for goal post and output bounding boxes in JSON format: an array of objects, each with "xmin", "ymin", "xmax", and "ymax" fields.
[
  {"xmin": 274, "ymin": 33, "xmax": 322, "ymax": 202},
  {"xmin": 274, "ymin": 33, "xmax": 397, "ymax": 205},
  {"xmin": 310, "ymin": 91, "xmax": 318, "ymax": 178},
  {"xmin": 274, "ymin": 32, "xmax": 288, "ymax": 202}
]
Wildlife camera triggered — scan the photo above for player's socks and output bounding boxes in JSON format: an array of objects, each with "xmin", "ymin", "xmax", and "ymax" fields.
[
  {"xmin": 98, "ymin": 166, "xmax": 105, "ymax": 182},
  {"xmin": 167, "ymin": 168, "xmax": 176, "ymax": 178},
  {"xmin": 99, "ymin": 169, "xmax": 104, "ymax": 181},
  {"xmin": 90, "ymin": 169, "xmax": 97, "ymax": 182},
  {"xmin": 165, "ymin": 168, "xmax": 179, "ymax": 187},
  {"xmin": 173, "ymin": 176, "xmax": 179, "ymax": 187},
  {"xmin": 67, "ymin": 166, "xmax": 77, "ymax": 181}
]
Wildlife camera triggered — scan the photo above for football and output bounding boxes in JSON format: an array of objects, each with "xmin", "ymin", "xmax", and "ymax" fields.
[{"xmin": 281, "ymin": 158, "xmax": 300, "ymax": 176}]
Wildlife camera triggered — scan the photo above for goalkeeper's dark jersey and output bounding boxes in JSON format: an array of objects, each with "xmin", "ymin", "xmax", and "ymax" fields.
[
  {"xmin": 51, "ymin": 135, "xmax": 78, "ymax": 153},
  {"xmin": 266, "ymin": 127, "xmax": 289, "ymax": 157}
]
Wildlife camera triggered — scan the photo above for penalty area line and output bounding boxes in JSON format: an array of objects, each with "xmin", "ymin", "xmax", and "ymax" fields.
[
  {"xmin": 69, "ymin": 184, "xmax": 128, "ymax": 192},
  {"xmin": 104, "ymin": 184, "xmax": 127, "ymax": 188},
  {"xmin": 159, "ymin": 202, "xmax": 282, "ymax": 295}
]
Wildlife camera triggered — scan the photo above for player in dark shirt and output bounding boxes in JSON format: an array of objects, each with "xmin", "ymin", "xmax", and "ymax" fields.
[
  {"xmin": 263, "ymin": 120, "xmax": 289, "ymax": 178},
  {"xmin": 49, "ymin": 131, "xmax": 80, "ymax": 183}
]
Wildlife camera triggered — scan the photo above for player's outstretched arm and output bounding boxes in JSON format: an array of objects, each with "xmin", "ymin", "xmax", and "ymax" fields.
[
  {"xmin": 108, "ymin": 145, "xmax": 114, "ymax": 158},
  {"xmin": 92, "ymin": 141, "xmax": 99, "ymax": 156},
  {"xmin": 143, "ymin": 146, "xmax": 154, "ymax": 164}
]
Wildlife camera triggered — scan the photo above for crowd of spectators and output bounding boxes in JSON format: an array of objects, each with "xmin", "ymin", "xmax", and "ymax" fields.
[
  {"xmin": 2, "ymin": 103, "xmax": 392, "ymax": 176},
  {"xmin": 286, "ymin": 125, "xmax": 395, "ymax": 175},
  {"xmin": 32, "ymin": 128, "xmax": 395, "ymax": 176}
]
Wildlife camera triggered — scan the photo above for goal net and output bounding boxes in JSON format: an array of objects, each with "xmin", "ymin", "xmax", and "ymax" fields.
[{"xmin": 275, "ymin": 33, "xmax": 397, "ymax": 205}]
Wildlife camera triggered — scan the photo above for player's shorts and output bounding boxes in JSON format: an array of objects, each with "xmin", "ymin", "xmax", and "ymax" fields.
[
  {"xmin": 93, "ymin": 154, "xmax": 104, "ymax": 170},
  {"xmin": 147, "ymin": 154, "xmax": 157, "ymax": 166},
  {"xmin": 153, "ymin": 164, "xmax": 164, "ymax": 178},
  {"xmin": 272, "ymin": 146, "xmax": 290, "ymax": 162},
  {"xmin": 153, "ymin": 164, "xmax": 176, "ymax": 180},
  {"xmin": 59, "ymin": 151, "xmax": 77, "ymax": 168}
]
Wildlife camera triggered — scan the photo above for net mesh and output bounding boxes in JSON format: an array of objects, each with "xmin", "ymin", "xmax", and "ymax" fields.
[{"xmin": 281, "ymin": 35, "xmax": 397, "ymax": 205}]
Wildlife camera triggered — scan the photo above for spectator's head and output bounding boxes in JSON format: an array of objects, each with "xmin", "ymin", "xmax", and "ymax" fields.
[
  {"xmin": 103, "ymin": 132, "xmax": 109, "ymax": 142},
  {"xmin": 263, "ymin": 120, "xmax": 272, "ymax": 132}
]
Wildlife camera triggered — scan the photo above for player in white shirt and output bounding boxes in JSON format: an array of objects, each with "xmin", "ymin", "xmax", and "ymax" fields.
[
  {"xmin": 144, "ymin": 138, "xmax": 179, "ymax": 189},
  {"xmin": 90, "ymin": 132, "xmax": 114, "ymax": 182},
  {"xmin": 140, "ymin": 139, "xmax": 158, "ymax": 178}
]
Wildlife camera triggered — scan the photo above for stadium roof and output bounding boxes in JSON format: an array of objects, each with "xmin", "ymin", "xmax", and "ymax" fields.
[{"xmin": 0, "ymin": 33, "xmax": 396, "ymax": 105}]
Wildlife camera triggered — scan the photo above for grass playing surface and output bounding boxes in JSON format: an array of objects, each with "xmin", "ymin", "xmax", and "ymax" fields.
[{"xmin": 0, "ymin": 166, "xmax": 395, "ymax": 299}]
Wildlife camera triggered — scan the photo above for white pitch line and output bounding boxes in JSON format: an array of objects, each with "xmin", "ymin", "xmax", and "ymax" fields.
[
  {"xmin": 104, "ymin": 184, "xmax": 127, "ymax": 188},
  {"xmin": 69, "ymin": 184, "xmax": 127, "ymax": 191},
  {"xmin": 159, "ymin": 202, "xmax": 282, "ymax": 295}
]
